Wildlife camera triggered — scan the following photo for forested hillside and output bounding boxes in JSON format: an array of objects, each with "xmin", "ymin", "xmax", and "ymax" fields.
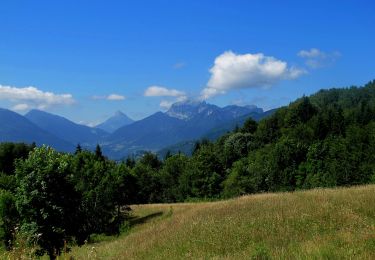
[
  {"xmin": 132, "ymin": 80, "xmax": 375, "ymax": 201},
  {"xmin": 0, "ymin": 81, "xmax": 374, "ymax": 258}
]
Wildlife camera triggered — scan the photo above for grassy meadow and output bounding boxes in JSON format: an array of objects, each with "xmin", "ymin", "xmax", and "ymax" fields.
[{"xmin": 5, "ymin": 185, "xmax": 375, "ymax": 259}]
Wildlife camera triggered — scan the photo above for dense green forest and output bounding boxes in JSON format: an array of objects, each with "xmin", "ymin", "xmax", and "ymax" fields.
[{"xmin": 1, "ymin": 81, "xmax": 375, "ymax": 258}]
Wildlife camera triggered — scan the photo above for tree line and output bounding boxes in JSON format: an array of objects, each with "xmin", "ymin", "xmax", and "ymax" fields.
[{"xmin": 1, "ymin": 80, "xmax": 374, "ymax": 258}]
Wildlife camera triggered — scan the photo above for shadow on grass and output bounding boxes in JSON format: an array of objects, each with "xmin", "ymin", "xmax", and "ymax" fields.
[
  {"xmin": 87, "ymin": 211, "xmax": 165, "ymax": 244},
  {"xmin": 128, "ymin": 211, "xmax": 164, "ymax": 227}
]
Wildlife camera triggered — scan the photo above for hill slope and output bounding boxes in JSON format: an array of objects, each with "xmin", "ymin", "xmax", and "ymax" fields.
[{"xmin": 64, "ymin": 185, "xmax": 375, "ymax": 259}]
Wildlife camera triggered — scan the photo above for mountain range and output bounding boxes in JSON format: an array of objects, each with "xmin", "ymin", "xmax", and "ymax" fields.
[
  {"xmin": 101, "ymin": 101, "xmax": 274, "ymax": 158},
  {"xmin": 0, "ymin": 101, "xmax": 275, "ymax": 159}
]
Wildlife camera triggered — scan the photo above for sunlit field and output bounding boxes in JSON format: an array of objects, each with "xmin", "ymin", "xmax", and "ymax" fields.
[{"xmin": 48, "ymin": 185, "xmax": 375, "ymax": 259}]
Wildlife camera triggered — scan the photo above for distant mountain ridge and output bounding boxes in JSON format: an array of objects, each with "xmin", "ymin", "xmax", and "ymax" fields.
[
  {"xmin": 157, "ymin": 108, "xmax": 277, "ymax": 158},
  {"xmin": 0, "ymin": 108, "xmax": 74, "ymax": 151},
  {"xmin": 25, "ymin": 109, "xmax": 108, "ymax": 146},
  {"xmin": 102, "ymin": 100, "xmax": 272, "ymax": 158},
  {"xmin": 166, "ymin": 101, "xmax": 263, "ymax": 121},
  {"xmin": 0, "ymin": 101, "xmax": 272, "ymax": 159},
  {"xmin": 96, "ymin": 111, "xmax": 134, "ymax": 133},
  {"xmin": 166, "ymin": 100, "xmax": 218, "ymax": 120}
]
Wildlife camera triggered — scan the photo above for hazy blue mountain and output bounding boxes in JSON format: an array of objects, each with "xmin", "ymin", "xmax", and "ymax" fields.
[
  {"xmin": 102, "ymin": 112, "xmax": 186, "ymax": 158},
  {"xmin": 25, "ymin": 109, "xmax": 108, "ymax": 146},
  {"xmin": 157, "ymin": 108, "xmax": 277, "ymax": 158},
  {"xmin": 222, "ymin": 104, "xmax": 263, "ymax": 117},
  {"xmin": 0, "ymin": 102, "xmax": 273, "ymax": 158},
  {"xmin": 0, "ymin": 108, "xmax": 74, "ymax": 151},
  {"xmin": 96, "ymin": 111, "xmax": 134, "ymax": 133},
  {"xmin": 103, "ymin": 100, "xmax": 268, "ymax": 158},
  {"xmin": 165, "ymin": 100, "xmax": 265, "ymax": 139}
]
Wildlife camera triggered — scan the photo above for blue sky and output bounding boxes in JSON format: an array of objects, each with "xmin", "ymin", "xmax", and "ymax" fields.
[{"xmin": 0, "ymin": 0, "xmax": 374, "ymax": 125}]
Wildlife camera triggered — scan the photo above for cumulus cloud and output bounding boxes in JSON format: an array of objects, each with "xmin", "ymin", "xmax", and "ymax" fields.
[
  {"xmin": 92, "ymin": 94, "xmax": 126, "ymax": 101},
  {"xmin": 0, "ymin": 84, "xmax": 75, "ymax": 110},
  {"xmin": 201, "ymin": 51, "xmax": 305, "ymax": 99},
  {"xmin": 298, "ymin": 48, "xmax": 341, "ymax": 68},
  {"xmin": 144, "ymin": 85, "xmax": 187, "ymax": 109},
  {"xmin": 144, "ymin": 85, "xmax": 186, "ymax": 97}
]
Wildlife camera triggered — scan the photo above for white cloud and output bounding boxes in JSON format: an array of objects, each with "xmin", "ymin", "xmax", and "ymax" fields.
[
  {"xmin": 298, "ymin": 48, "xmax": 325, "ymax": 58},
  {"xmin": 298, "ymin": 48, "xmax": 341, "ymax": 68},
  {"xmin": 144, "ymin": 86, "xmax": 188, "ymax": 109},
  {"xmin": 107, "ymin": 94, "xmax": 125, "ymax": 101},
  {"xmin": 144, "ymin": 85, "xmax": 186, "ymax": 97},
  {"xmin": 201, "ymin": 51, "xmax": 305, "ymax": 99},
  {"xmin": 159, "ymin": 100, "xmax": 174, "ymax": 109},
  {"xmin": 0, "ymin": 85, "xmax": 75, "ymax": 110},
  {"xmin": 92, "ymin": 94, "xmax": 126, "ymax": 101},
  {"xmin": 12, "ymin": 103, "xmax": 30, "ymax": 111},
  {"xmin": 176, "ymin": 95, "xmax": 188, "ymax": 102},
  {"xmin": 159, "ymin": 94, "xmax": 189, "ymax": 110}
]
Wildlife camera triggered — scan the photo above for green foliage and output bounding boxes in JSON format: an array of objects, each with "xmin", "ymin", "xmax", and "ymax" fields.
[
  {"xmin": 223, "ymin": 132, "xmax": 253, "ymax": 167},
  {"xmin": 0, "ymin": 145, "xmax": 135, "ymax": 258},
  {"xmin": 0, "ymin": 143, "xmax": 34, "ymax": 175},
  {"xmin": 223, "ymin": 159, "xmax": 256, "ymax": 198},
  {"xmin": 0, "ymin": 173, "xmax": 17, "ymax": 193},
  {"xmin": 94, "ymin": 144, "xmax": 104, "ymax": 160},
  {"xmin": 241, "ymin": 118, "xmax": 258, "ymax": 134},
  {"xmin": 71, "ymin": 150, "xmax": 131, "ymax": 238},
  {"xmin": 132, "ymin": 162, "xmax": 161, "ymax": 203},
  {"xmin": 15, "ymin": 146, "xmax": 80, "ymax": 258},
  {"xmin": 183, "ymin": 143, "xmax": 225, "ymax": 199},
  {"xmin": 158, "ymin": 154, "xmax": 189, "ymax": 202},
  {"xmin": 0, "ymin": 190, "xmax": 18, "ymax": 250},
  {"xmin": 139, "ymin": 152, "xmax": 162, "ymax": 170},
  {"xmin": 284, "ymin": 96, "xmax": 317, "ymax": 126}
]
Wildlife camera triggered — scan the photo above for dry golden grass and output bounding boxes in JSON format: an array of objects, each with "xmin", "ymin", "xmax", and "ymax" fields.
[
  {"xmin": 66, "ymin": 185, "xmax": 375, "ymax": 259},
  {"xmin": 6, "ymin": 185, "xmax": 375, "ymax": 259}
]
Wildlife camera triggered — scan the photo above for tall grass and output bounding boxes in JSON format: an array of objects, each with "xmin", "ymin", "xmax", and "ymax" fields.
[{"xmin": 6, "ymin": 185, "xmax": 375, "ymax": 259}]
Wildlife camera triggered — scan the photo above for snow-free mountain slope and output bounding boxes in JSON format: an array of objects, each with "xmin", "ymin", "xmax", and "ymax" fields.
[
  {"xmin": 96, "ymin": 111, "xmax": 134, "ymax": 133},
  {"xmin": 0, "ymin": 108, "xmax": 74, "ymax": 151},
  {"xmin": 25, "ymin": 109, "xmax": 108, "ymax": 145}
]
